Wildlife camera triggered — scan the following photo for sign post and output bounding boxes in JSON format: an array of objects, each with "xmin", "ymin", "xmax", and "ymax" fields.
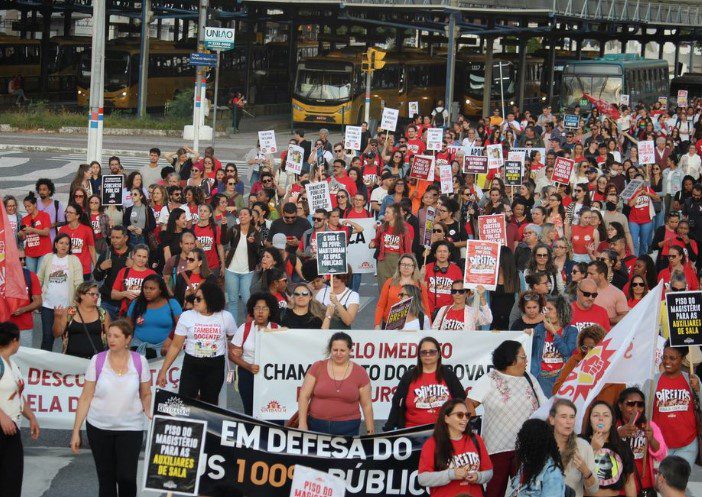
[{"xmin": 204, "ymin": 26, "xmax": 235, "ymax": 147}]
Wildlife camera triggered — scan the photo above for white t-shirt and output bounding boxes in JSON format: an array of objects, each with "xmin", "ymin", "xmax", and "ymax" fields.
[
  {"xmin": 0, "ymin": 357, "xmax": 23, "ymax": 422},
  {"xmin": 43, "ymin": 255, "xmax": 71, "ymax": 309},
  {"xmin": 175, "ymin": 310, "xmax": 237, "ymax": 358},
  {"xmin": 85, "ymin": 352, "xmax": 151, "ymax": 431},
  {"xmin": 315, "ymin": 286, "xmax": 360, "ymax": 308},
  {"xmin": 227, "ymin": 232, "xmax": 249, "ymax": 273},
  {"xmin": 231, "ymin": 322, "xmax": 271, "ymax": 363},
  {"xmin": 403, "ymin": 315, "xmax": 431, "ymax": 331},
  {"xmin": 158, "ymin": 204, "xmax": 193, "ymax": 226},
  {"xmin": 370, "ymin": 186, "xmax": 389, "ymax": 216}
]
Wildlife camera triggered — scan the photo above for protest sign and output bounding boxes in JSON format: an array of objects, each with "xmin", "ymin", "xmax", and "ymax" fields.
[
  {"xmin": 620, "ymin": 94, "xmax": 630, "ymax": 107},
  {"xmin": 486, "ymin": 144, "xmax": 503, "ymax": 169},
  {"xmin": 380, "ymin": 107, "xmax": 399, "ymax": 132},
  {"xmin": 258, "ymin": 130, "xmax": 277, "ymax": 154},
  {"xmin": 305, "ymin": 181, "xmax": 333, "ymax": 212},
  {"xmin": 254, "ymin": 329, "xmax": 533, "ymax": 419},
  {"xmin": 408, "ymin": 101, "xmax": 419, "ymax": 117},
  {"xmin": 463, "ymin": 155, "xmax": 488, "ymax": 174},
  {"xmin": 422, "ymin": 206, "xmax": 436, "ymax": 248},
  {"xmin": 464, "ymin": 240, "xmax": 501, "ymax": 291},
  {"xmin": 504, "ymin": 160, "xmax": 523, "ymax": 186},
  {"xmin": 101, "ymin": 175, "xmax": 124, "ymax": 206},
  {"xmin": 316, "ymin": 231, "xmax": 348, "ymax": 275},
  {"xmin": 478, "ymin": 214, "xmax": 507, "ymax": 246},
  {"xmin": 347, "ymin": 218, "xmax": 376, "ymax": 274},
  {"xmin": 439, "ymin": 164, "xmax": 453, "ymax": 194},
  {"xmin": 511, "ymin": 147, "xmax": 546, "ymax": 165},
  {"xmin": 677, "ymin": 90, "xmax": 688, "ymax": 108},
  {"xmin": 666, "ymin": 291, "xmax": 702, "ymax": 347},
  {"xmin": 286, "ymin": 145, "xmax": 304, "ymax": 175},
  {"xmin": 344, "ymin": 126, "xmax": 362, "ymax": 151},
  {"xmin": 552, "ymin": 157, "xmax": 575, "ymax": 184},
  {"xmin": 384, "ymin": 298, "xmax": 413, "ymax": 330},
  {"xmin": 638, "ymin": 140, "xmax": 655, "ymax": 164},
  {"xmin": 564, "ymin": 114, "xmax": 580, "ymax": 129},
  {"xmin": 658, "ymin": 96, "xmax": 668, "ymax": 110},
  {"xmin": 619, "ymin": 178, "xmax": 644, "ymax": 202},
  {"xmin": 409, "ymin": 154, "xmax": 435, "ymax": 181},
  {"xmin": 426, "ymin": 127, "xmax": 443, "ymax": 151},
  {"xmin": 290, "ymin": 465, "xmax": 346, "ymax": 497},
  {"xmin": 507, "ymin": 150, "xmax": 526, "ymax": 164},
  {"xmin": 143, "ymin": 415, "xmax": 207, "ymax": 496}
]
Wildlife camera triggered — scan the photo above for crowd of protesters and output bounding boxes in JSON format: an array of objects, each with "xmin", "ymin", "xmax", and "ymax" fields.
[{"xmin": 2, "ymin": 95, "xmax": 702, "ymax": 497}]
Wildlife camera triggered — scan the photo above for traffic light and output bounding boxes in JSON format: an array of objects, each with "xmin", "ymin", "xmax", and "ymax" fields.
[
  {"xmin": 362, "ymin": 51, "xmax": 371, "ymax": 73},
  {"xmin": 371, "ymin": 48, "xmax": 386, "ymax": 70}
]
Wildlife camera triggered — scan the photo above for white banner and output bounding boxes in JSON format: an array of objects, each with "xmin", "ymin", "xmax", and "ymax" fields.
[
  {"xmin": 14, "ymin": 348, "xmax": 193, "ymax": 429},
  {"xmin": 347, "ymin": 217, "xmax": 377, "ymax": 274},
  {"xmin": 253, "ymin": 329, "xmax": 532, "ymax": 420}
]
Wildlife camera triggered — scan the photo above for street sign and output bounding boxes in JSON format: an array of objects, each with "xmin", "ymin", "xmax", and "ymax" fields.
[
  {"xmin": 189, "ymin": 52, "xmax": 218, "ymax": 66},
  {"xmin": 204, "ymin": 27, "xmax": 235, "ymax": 51}
]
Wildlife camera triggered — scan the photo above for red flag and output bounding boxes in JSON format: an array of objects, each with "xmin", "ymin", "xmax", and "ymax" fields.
[
  {"xmin": 0, "ymin": 200, "xmax": 26, "ymax": 321},
  {"xmin": 582, "ymin": 93, "xmax": 621, "ymax": 120}
]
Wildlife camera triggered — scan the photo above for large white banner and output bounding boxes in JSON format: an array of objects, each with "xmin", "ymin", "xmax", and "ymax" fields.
[
  {"xmin": 347, "ymin": 217, "xmax": 377, "ymax": 274},
  {"xmin": 253, "ymin": 329, "xmax": 532, "ymax": 420},
  {"xmin": 14, "ymin": 348, "xmax": 189, "ymax": 429}
]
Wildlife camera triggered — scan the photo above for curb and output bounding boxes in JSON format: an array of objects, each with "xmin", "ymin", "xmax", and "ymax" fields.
[{"xmin": 0, "ymin": 144, "xmax": 145, "ymax": 157}]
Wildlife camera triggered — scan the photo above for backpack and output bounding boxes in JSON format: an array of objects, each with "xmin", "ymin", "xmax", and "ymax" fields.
[
  {"xmin": 433, "ymin": 108, "xmax": 445, "ymax": 127},
  {"xmin": 94, "ymin": 350, "xmax": 143, "ymax": 381}
]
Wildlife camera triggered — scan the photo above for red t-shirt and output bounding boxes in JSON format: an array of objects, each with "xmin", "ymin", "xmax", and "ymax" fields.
[
  {"xmin": 113, "ymin": 266, "xmax": 156, "ymax": 314},
  {"xmin": 627, "ymin": 297, "xmax": 643, "ymax": 309},
  {"xmin": 658, "ymin": 265, "xmax": 700, "ymax": 291},
  {"xmin": 435, "ymin": 150, "xmax": 455, "ymax": 168},
  {"xmin": 59, "ymin": 223, "xmax": 95, "ymax": 275},
  {"xmin": 90, "ymin": 213, "xmax": 103, "ymax": 240},
  {"xmin": 273, "ymin": 291, "xmax": 287, "ymax": 309},
  {"xmin": 406, "ymin": 138, "xmax": 427, "ymax": 157},
  {"xmin": 193, "ymin": 223, "xmax": 221, "ymax": 272},
  {"xmin": 405, "ymin": 372, "xmax": 451, "ymax": 427},
  {"xmin": 618, "ymin": 421, "xmax": 653, "ymax": 490},
  {"xmin": 436, "ymin": 306, "xmax": 467, "ymax": 331},
  {"xmin": 628, "ymin": 188, "xmax": 654, "ymax": 224},
  {"xmin": 362, "ymin": 164, "xmax": 380, "ymax": 187},
  {"xmin": 652, "ymin": 374, "xmax": 697, "ymax": 448},
  {"xmin": 425, "ymin": 263, "xmax": 463, "ymax": 315},
  {"xmin": 345, "ymin": 208, "xmax": 371, "ymax": 219},
  {"xmin": 540, "ymin": 330, "xmax": 566, "ymax": 373},
  {"xmin": 570, "ymin": 225, "xmax": 596, "ymax": 255},
  {"xmin": 570, "ymin": 302, "xmax": 611, "ymax": 332},
  {"xmin": 382, "ymin": 231, "xmax": 403, "ymax": 254},
  {"xmin": 21, "ymin": 212, "xmax": 52, "ymax": 258},
  {"xmin": 8, "ymin": 271, "xmax": 41, "ymax": 331},
  {"xmin": 419, "ymin": 434, "xmax": 492, "ymax": 497},
  {"xmin": 327, "ymin": 175, "xmax": 358, "ymax": 209}
]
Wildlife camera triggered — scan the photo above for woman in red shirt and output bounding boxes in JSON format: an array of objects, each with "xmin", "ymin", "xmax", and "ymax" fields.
[
  {"xmin": 20, "ymin": 192, "xmax": 52, "ymax": 273},
  {"xmin": 658, "ymin": 246, "xmax": 700, "ymax": 291},
  {"xmin": 111, "ymin": 245, "xmax": 156, "ymax": 315},
  {"xmin": 418, "ymin": 398, "xmax": 493, "ymax": 497},
  {"xmin": 375, "ymin": 253, "xmax": 431, "ymax": 328},
  {"xmin": 627, "ymin": 177, "xmax": 659, "ymax": 256},
  {"xmin": 626, "ymin": 275, "xmax": 649, "ymax": 309},
  {"xmin": 192, "ymin": 204, "xmax": 224, "ymax": 278},
  {"xmin": 59, "ymin": 203, "xmax": 96, "ymax": 280},
  {"xmin": 88, "ymin": 195, "xmax": 110, "ymax": 254},
  {"xmin": 369, "ymin": 204, "xmax": 413, "ymax": 290},
  {"xmin": 567, "ymin": 208, "xmax": 598, "ymax": 263}
]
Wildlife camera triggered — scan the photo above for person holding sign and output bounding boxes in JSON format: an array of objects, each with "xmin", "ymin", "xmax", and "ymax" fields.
[
  {"xmin": 627, "ymin": 173, "xmax": 659, "ymax": 256},
  {"xmin": 399, "ymin": 285, "xmax": 431, "ymax": 330},
  {"xmin": 374, "ymin": 254, "xmax": 430, "ymax": 329},
  {"xmin": 315, "ymin": 268, "xmax": 360, "ymax": 330},
  {"xmin": 71, "ymin": 319, "xmax": 151, "ymax": 497},
  {"xmin": 370, "ymin": 204, "xmax": 414, "ymax": 290},
  {"xmin": 432, "ymin": 280, "xmax": 492, "ymax": 331}
]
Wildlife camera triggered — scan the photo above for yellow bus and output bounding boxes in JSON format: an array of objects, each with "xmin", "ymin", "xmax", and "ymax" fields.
[
  {"xmin": 292, "ymin": 48, "xmax": 445, "ymax": 125},
  {"xmin": 47, "ymin": 36, "xmax": 91, "ymax": 97},
  {"xmin": 0, "ymin": 35, "xmax": 40, "ymax": 95}
]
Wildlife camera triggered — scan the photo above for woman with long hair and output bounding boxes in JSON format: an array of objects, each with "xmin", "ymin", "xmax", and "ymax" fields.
[
  {"xmin": 379, "ymin": 177, "xmax": 410, "ymax": 219},
  {"xmin": 123, "ymin": 172, "xmax": 147, "ymax": 208},
  {"xmin": 280, "ymin": 283, "xmax": 327, "ymax": 329},
  {"xmin": 53, "ymin": 282, "xmax": 110, "ymax": 359},
  {"xmin": 315, "ymin": 266, "xmax": 360, "ymax": 330},
  {"xmin": 567, "ymin": 183, "xmax": 592, "ymax": 225},
  {"xmin": 386, "ymin": 337, "xmax": 466, "ymax": 430},
  {"xmin": 507, "ymin": 418, "xmax": 565, "ymax": 496},
  {"xmin": 123, "ymin": 188, "xmax": 156, "ymax": 247},
  {"xmin": 71, "ymin": 186, "xmax": 89, "ymax": 212},
  {"xmin": 370, "ymin": 204, "xmax": 413, "ymax": 290},
  {"xmin": 60, "ymin": 203, "xmax": 97, "ymax": 280},
  {"xmin": 128, "ymin": 274, "xmax": 182, "ymax": 358},
  {"xmin": 249, "ymin": 247, "xmax": 284, "ymax": 295},
  {"xmin": 546, "ymin": 192, "xmax": 566, "ymax": 238},
  {"xmin": 161, "ymin": 207, "xmax": 189, "ymax": 263},
  {"xmin": 433, "ymin": 279, "xmax": 492, "ymax": 331},
  {"xmin": 400, "ymin": 285, "xmax": 432, "ymax": 330},
  {"xmin": 553, "ymin": 238, "xmax": 575, "ymax": 284},
  {"xmin": 548, "ymin": 399, "xmax": 599, "ymax": 497},
  {"xmin": 510, "ymin": 291, "xmax": 545, "ymax": 333},
  {"xmin": 149, "ymin": 185, "xmax": 168, "ymax": 230},
  {"xmin": 524, "ymin": 243, "xmax": 565, "ymax": 295},
  {"xmin": 567, "ymin": 208, "xmax": 599, "ymax": 263},
  {"xmin": 69, "ymin": 162, "xmax": 93, "ymax": 197},
  {"xmin": 263, "ymin": 267, "xmax": 289, "ymax": 310},
  {"xmin": 88, "ymin": 161, "xmax": 102, "ymax": 196},
  {"xmin": 418, "ymin": 398, "xmax": 493, "ymax": 496},
  {"xmin": 192, "ymin": 203, "xmax": 225, "ymax": 278},
  {"xmin": 87, "ymin": 195, "xmax": 110, "ymax": 254},
  {"xmin": 173, "ymin": 247, "xmax": 215, "ymax": 307},
  {"xmin": 375, "ymin": 253, "xmax": 430, "ymax": 329},
  {"xmin": 222, "ymin": 207, "xmax": 260, "ymax": 321},
  {"xmin": 626, "ymin": 275, "xmax": 649, "ymax": 308},
  {"xmin": 19, "ymin": 191, "xmax": 51, "ymax": 273},
  {"xmin": 490, "ymin": 247, "xmax": 519, "ymax": 330}
]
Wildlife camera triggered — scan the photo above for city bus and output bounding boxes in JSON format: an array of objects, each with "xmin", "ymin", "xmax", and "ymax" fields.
[
  {"xmin": 561, "ymin": 54, "xmax": 669, "ymax": 109},
  {"xmin": 47, "ymin": 36, "xmax": 91, "ymax": 97},
  {"xmin": 455, "ymin": 54, "xmax": 515, "ymax": 117},
  {"xmin": 671, "ymin": 73, "xmax": 702, "ymax": 99},
  {"xmin": 292, "ymin": 48, "xmax": 445, "ymax": 125}
]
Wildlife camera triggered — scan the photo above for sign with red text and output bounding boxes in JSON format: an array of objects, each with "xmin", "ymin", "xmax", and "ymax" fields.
[
  {"xmin": 478, "ymin": 214, "xmax": 507, "ymax": 246},
  {"xmin": 426, "ymin": 127, "xmax": 443, "ymax": 151},
  {"xmin": 464, "ymin": 240, "xmax": 501, "ymax": 291},
  {"xmin": 439, "ymin": 164, "xmax": 453, "ymax": 194},
  {"xmin": 409, "ymin": 154, "xmax": 435, "ymax": 181},
  {"xmin": 344, "ymin": 126, "xmax": 362, "ymax": 151},
  {"xmin": 290, "ymin": 465, "xmax": 346, "ymax": 497},
  {"xmin": 463, "ymin": 155, "xmax": 488, "ymax": 174},
  {"xmin": 638, "ymin": 140, "xmax": 655, "ymax": 165},
  {"xmin": 486, "ymin": 144, "xmax": 503, "ymax": 169},
  {"xmin": 258, "ymin": 130, "xmax": 277, "ymax": 154},
  {"xmin": 286, "ymin": 145, "xmax": 304, "ymax": 175},
  {"xmin": 552, "ymin": 157, "xmax": 574, "ymax": 184}
]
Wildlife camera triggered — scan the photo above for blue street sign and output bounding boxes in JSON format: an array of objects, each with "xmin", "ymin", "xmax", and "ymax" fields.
[{"xmin": 189, "ymin": 52, "xmax": 218, "ymax": 66}]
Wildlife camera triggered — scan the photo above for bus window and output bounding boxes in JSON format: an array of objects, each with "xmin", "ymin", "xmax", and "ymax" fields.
[
  {"xmin": 372, "ymin": 65, "xmax": 401, "ymax": 90},
  {"xmin": 407, "ymin": 65, "xmax": 431, "ymax": 89}
]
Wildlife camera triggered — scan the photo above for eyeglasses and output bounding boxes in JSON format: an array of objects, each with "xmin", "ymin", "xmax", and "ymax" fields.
[
  {"xmin": 451, "ymin": 288, "xmax": 467, "ymax": 295},
  {"xmin": 535, "ymin": 253, "xmax": 548, "ymax": 258},
  {"xmin": 624, "ymin": 400, "xmax": 645, "ymax": 408},
  {"xmin": 334, "ymin": 148, "xmax": 343, "ymax": 152},
  {"xmin": 671, "ymin": 286, "xmax": 687, "ymax": 291},
  {"xmin": 420, "ymin": 349, "xmax": 439, "ymax": 357},
  {"xmin": 293, "ymin": 291, "xmax": 311, "ymax": 297},
  {"xmin": 397, "ymin": 292, "xmax": 408, "ymax": 298},
  {"xmin": 631, "ymin": 282, "xmax": 645, "ymax": 287},
  {"xmin": 262, "ymin": 178, "xmax": 273, "ymax": 183},
  {"xmin": 448, "ymin": 411, "xmax": 469, "ymax": 419},
  {"xmin": 74, "ymin": 194, "xmax": 85, "ymax": 198},
  {"xmin": 227, "ymin": 182, "xmax": 236, "ymax": 186},
  {"xmin": 85, "ymin": 292, "xmax": 100, "ymax": 297},
  {"xmin": 399, "ymin": 263, "xmax": 415, "ymax": 268},
  {"xmin": 554, "ymin": 245, "xmax": 566, "ymax": 250},
  {"xmin": 65, "ymin": 210, "xmax": 77, "ymax": 215},
  {"xmin": 579, "ymin": 289, "xmax": 598, "ymax": 298},
  {"xmin": 573, "ymin": 189, "xmax": 583, "ymax": 193}
]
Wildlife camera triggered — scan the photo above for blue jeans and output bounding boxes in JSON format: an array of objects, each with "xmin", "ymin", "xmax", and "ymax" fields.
[
  {"xmin": 25, "ymin": 255, "xmax": 44, "ymax": 274},
  {"xmin": 40, "ymin": 306, "xmax": 56, "ymax": 351},
  {"xmin": 101, "ymin": 300, "xmax": 120, "ymax": 321},
  {"xmin": 308, "ymin": 416, "xmax": 361, "ymax": 436},
  {"xmin": 225, "ymin": 270, "xmax": 252, "ymax": 323},
  {"xmin": 668, "ymin": 437, "xmax": 698, "ymax": 468},
  {"xmin": 629, "ymin": 221, "xmax": 654, "ymax": 256},
  {"xmin": 350, "ymin": 273, "xmax": 362, "ymax": 293}
]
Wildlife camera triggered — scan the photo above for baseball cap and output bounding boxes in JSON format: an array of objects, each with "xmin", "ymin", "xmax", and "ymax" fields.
[{"xmin": 272, "ymin": 233, "xmax": 287, "ymax": 250}]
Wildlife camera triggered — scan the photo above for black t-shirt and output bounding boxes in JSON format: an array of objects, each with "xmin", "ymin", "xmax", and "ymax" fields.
[
  {"xmin": 443, "ymin": 220, "xmax": 466, "ymax": 245},
  {"xmin": 585, "ymin": 438, "xmax": 635, "ymax": 491},
  {"xmin": 267, "ymin": 217, "xmax": 312, "ymax": 242},
  {"xmin": 281, "ymin": 309, "xmax": 323, "ymax": 329}
]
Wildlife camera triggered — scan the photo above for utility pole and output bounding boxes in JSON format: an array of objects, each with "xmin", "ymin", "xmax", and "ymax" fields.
[
  {"xmin": 444, "ymin": 12, "xmax": 457, "ymax": 124},
  {"xmin": 193, "ymin": 0, "xmax": 208, "ymax": 153},
  {"xmin": 87, "ymin": 0, "xmax": 105, "ymax": 163},
  {"xmin": 363, "ymin": 51, "xmax": 373, "ymax": 123},
  {"xmin": 137, "ymin": 0, "xmax": 151, "ymax": 117}
]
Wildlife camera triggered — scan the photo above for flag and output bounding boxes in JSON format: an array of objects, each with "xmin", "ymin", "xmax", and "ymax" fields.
[
  {"xmin": 548, "ymin": 283, "xmax": 663, "ymax": 429},
  {"xmin": 0, "ymin": 200, "xmax": 26, "ymax": 322},
  {"xmin": 582, "ymin": 93, "xmax": 621, "ymax": 120}
]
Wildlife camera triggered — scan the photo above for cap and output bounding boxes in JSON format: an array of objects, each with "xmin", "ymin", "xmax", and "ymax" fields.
[{"xmin": 272, "ymin": 233, "xmax": 287, "ymax": 250}]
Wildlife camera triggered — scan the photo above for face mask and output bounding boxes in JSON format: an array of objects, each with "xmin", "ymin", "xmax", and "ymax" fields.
[{"xmin": 606, "ymin": 202, "xmax": 617, "ymax": 211}]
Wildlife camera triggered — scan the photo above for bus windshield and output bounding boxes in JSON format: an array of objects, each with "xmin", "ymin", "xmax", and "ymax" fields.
[
  {"xmin": 562, "ymin": 74, "xmax": 622, "ymax": 107},
  {"xmin": 295, "ymin": 69, "xmax": 352, "ymax": 101},
  {"xmin": 80, "ymin": 52, "xmax": 129, "ymax": 85},
  {"xmin": 465, "ymin": 61, "xmax": 514, "ymax": 99}
]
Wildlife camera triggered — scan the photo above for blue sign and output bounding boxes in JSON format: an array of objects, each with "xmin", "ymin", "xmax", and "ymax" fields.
[
  {"xmin": 189, "ymin": 52, "xmax": 218, "ymax": 66},
  {"xmin": 564, "ymin": 114, "xmax": 580, "ymax": 129}
]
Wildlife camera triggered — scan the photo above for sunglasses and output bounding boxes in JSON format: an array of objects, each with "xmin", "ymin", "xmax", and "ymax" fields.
[
  {"xmin": 313, "ymin": 217, "xmax": 325, "ymax": 222},
  {"xmin": 433, "ymin": 229, "xmax": 444, "ymax": 233},
  {"xmin": 624, "ymin": 400, "xmax": 645, "ymax": 408},
  {"xmin": 579, "ymin": 290, "xmax": 598, "ymax": 298},
  {"xmin": 262, "ymin": 178, "xmax": 273, "ymax": 183},
  {"xmin": 420, "ymin": 349, "xmax": 439, "ymax": 357},
  {"xmin": 74, "ymin": 194, "xmax": 85, "ymax": 198},
  {"xmin": 671, "ymin": 286, "xmax": 687, "ymax": 291},
  {"xmin": 334, "ymin": 149, "xmax": 343, "ymax": 152},
  {"xmin": 536, "ymin": 253, "xmax": 549, "ymax": 258},
  {"xmin": 451, "ymin": 288, "xmax": 467, "ymax": 295},
  {"xmin": 448, "ymin": 411, "xmax": 469, "ymax": 419},
  {"xmin": 227, "ymin": 182, "xmax": 236, "ymax": 186},
  {"xmin": 293, "ymin": 291, "xmax": 311, "ymax": 297},
  {"xmin": 283, "ymin": 216, "xmax": 296, "ymax": 221},
  {"xmin": 186, "ymin": 257, "xmax": 197, "ymax": 262},
  {"xmin": 631, "ymin": 282, "xmax": 645, "ymax": 287}
]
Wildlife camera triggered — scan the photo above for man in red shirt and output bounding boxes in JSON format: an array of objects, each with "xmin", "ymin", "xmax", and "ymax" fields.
[
  {"xmin": 405, "ymin": 125, "xmax": 426, "ymax": 157},
  {"xmin": 327, "ymin": 159, "xmax": 357, "ymax": 208},
  {"xmin": 570, "ymin": 278, "xmax": 611, "ymax": 332},
  {"xmin": 9, "ymin": 251, "xmax": 42, "ymax": 348}
]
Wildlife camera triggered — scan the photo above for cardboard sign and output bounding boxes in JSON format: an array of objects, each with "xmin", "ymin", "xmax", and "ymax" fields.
[
  {"xmin": 143, "ymin": 415, "xmax": 207, "ymax": 496},
  {"xmin": 619, "ymin": 178, "xmax": 645, "ymax": 202},
  {"xmin": 289, "ymin": 465, "xmax": 346, "ymax": 497},
  {"xmin": 286, "ymin": 144, "xmax": 304, "ymax": 175},
  {"xmin": 258, "ymin": 130, "xmax": 277, "ymax": 154},
  {"xmin": 620, "ymin": 94, "xmax": 630, "ymax": 107},
  {"xmin": 677, "ymin": 90, "xmax": 689, "ymax": 108},
  {"xmin": 658, "ymin": 96, "xmax": 668, "ymax": 110},
  {"xmin": 486, "ymin": 144, "xmax": 503, "ymax": 170},
  {"xmin": 638, "ymin": 140, "xmax": 655, "ymax": 165},
  {"xmin": 426, "ymin": 127, "xmax": 443, "ymax": 151},
  {"xmin": 423, "ymin": 206, "xmax": 436, "ymax": 249},
  {"xmin": 504, "ymin": 160, "xmax": 523, "ymax": 186},
  {"xmin": 101, "ymin": 175, "xmax": 124, "ymax": 206},
  {"xmin": 384, "ymin": 297, "xmax": 413, "ymax": 330},
  {"xmin": 666, "ymin": 291, "xmax": 702, "ymax": 347},
  {"xmin": 409, "ymin": 154, "xmax": 435, "ymax": 181},
  {"xmin": 464, "ymin": 240, "xmax": 501, "ymax": 291},
  {"xmin": 439, "ymin": 164, "xmax": 453, "ymax": 194},
  {"xmin": 408, "ymin": 101, "xmax": 419, "ymax": 118},
  {"xmin": 564, "ymin": 114, "xmax": 580, "ymax": 129},
  {"xmin": 478, "ymin": 214, "xmax": 508, "ymax": 246},
  {"xmin": 344, "ymin": 125, "xmax": 362, "ymax": 151},
  {"xmin": 316, "ymin": 231, "xmax": 348, "ymax": 275},
  {"xmin": 507, "ymin": 150, "xmax": 526, "ymax": 164},
  {"xmin": 463, "ymin": 156, "xmax": 488, "ymax": 174},
  {"xmin": 552, "ymin": 157, "xmax": 575, "ymax": 184},
  {"xmin": 305, "ymin": 181, "xmax": 333, "ymax": 212},
  {"xmin": 380, "ymin": 107, "xmax": 399, "ymax": 132}
]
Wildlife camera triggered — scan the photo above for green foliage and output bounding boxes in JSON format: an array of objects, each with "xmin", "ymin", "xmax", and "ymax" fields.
[{"xmin": 165, "ymin": 88, "xmax": 195, "ymax": 119}]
